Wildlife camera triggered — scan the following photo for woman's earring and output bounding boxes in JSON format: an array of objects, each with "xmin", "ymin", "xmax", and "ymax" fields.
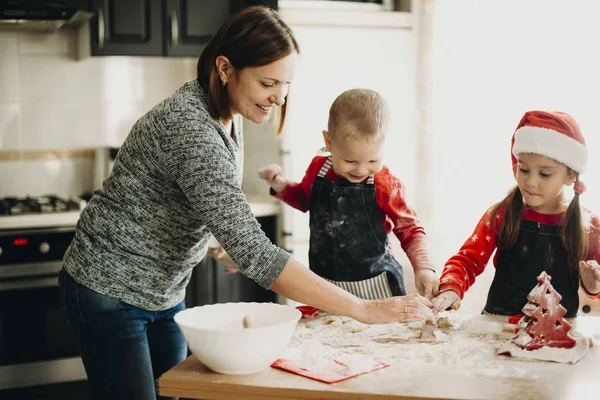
[{"xmin": 222, "ymin": 80, "xmax": 227, "ymax": 87}]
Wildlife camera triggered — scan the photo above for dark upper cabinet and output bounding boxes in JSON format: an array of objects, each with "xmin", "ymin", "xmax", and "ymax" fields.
[
  {"xmin": 88, "ymin": 0, "xmax": 276, "ymax": 57},
  {"xmin": 185, "ymin": 216, "xmax": 278, "ymax": 307},
  {"xmin": 164, "ymin": 0, "xmax": 230, "ymax": 57},
  {"xmin": 90, "ymin": 0, "xmax": 163, "ymax": 56}
]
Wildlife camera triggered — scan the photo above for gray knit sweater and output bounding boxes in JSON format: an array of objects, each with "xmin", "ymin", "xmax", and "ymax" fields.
[{"xmin": 63, "ymin": 80, "xmax": 291, "ymax": 311}]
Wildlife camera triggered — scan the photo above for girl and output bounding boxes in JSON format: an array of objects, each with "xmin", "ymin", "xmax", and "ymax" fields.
[{"xmin": 433, "ymin": 110, "xmax": 600, "ymax": 317}]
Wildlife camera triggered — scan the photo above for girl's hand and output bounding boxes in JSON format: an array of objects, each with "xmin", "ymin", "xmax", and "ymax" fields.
[
  {"xmin": 208, "ymin": 246, "xmax": 238, "ymax": 274},
  {"xmin": 579, "ymin": 260, "xmax": 600, "ymax": 295},
  {"xmin": 432, "ymin": 290, "xmax": 461, "ymax": 314},
  {"xmin": 414, "ymin": 269, "xmax": 440, "ymax": 300},
  {"xmin": 258, "ymin": 164, "xmax": 288, "ymax": 193},
  {"xmin": 357, "ymin": 293, "xmax": 434, "ymax": 324}
]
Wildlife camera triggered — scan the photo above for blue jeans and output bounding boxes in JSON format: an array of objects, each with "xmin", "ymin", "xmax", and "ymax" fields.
[{"xmin": 59, "ymin": 269, "xmax": 187, "ymax": 400}]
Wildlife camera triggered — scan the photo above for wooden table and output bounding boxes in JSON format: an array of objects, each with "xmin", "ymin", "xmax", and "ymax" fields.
[{"xmin": 158, "ymin": 316, "xmax": 600, "ymax": 400}]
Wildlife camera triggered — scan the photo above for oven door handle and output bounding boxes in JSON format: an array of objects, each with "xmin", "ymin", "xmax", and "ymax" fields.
[{"xmin": 0, "ymin": 276, "xmax": 58, "ymax": 292}]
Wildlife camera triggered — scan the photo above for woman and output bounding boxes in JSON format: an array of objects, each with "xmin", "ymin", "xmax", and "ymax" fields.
[{"xmin": 60, "ymin": 6, "xmax": 434, "ymax": 400}]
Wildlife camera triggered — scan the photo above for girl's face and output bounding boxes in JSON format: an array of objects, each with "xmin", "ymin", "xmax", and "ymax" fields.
[
  {"xmin": 323, "ymin": 130, "xmax": 385, "ymax": 183},
  {"xmin": 224, "ymin": 52, "xmax": 297, "ymax": 124},
  {"xmin": 515, "ymin": 153, "xmax": 576, "ymax": 214}
]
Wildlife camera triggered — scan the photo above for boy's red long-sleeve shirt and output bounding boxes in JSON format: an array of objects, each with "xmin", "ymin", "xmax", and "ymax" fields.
[
  {"xmin": 439, "ymin": 205, "xmax": 600, "ymax": 300},
  {"xmin": 272, "ymin": 155, "xmax": 433, "ymax": 272}
]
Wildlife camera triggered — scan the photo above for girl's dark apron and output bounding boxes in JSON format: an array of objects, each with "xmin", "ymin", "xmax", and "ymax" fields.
[
  {"xmin": 484, "ymin": 219, "xmax": 580, "ymax": 317},
  {"xmin": 308, "ymin": 157, "xmax": 405, "ymax": 299}
]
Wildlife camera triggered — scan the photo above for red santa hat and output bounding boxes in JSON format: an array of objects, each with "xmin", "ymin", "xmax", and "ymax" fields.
[{"xmin": 511, "ymin": 110, "xmax": 587, "ymax": 175}]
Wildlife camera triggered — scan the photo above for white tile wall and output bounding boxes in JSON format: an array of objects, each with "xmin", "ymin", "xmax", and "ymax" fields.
[
  {"xmin": 0, "ymin": 29, "xmax": 196, "ymax": 198},
  {"xmin": 241, "ymin": 118, "xmax": 282, "ymax": 196},
  {"xmin": 0, "ymin": 31, "xmax": 18, "ymax": 55},
  {"xmin": 0, "ymin": 103, "xmax": 20, "ymax": 149},
  {"xmin": 0, "ymin": 157, "xmax": 94, "ymax": 198}
]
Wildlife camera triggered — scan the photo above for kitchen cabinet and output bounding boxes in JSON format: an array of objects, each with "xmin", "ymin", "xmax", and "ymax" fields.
[
  {"xmin": 88, "ymin": 0, "xmax": 277, "ymax": 57},
  {"xmin": 164, "ymin": 0, "xmax": 229, "ymax": 57},
  {"xmin": 90, "ymin": 0, "xmax": 163, "ymax": 56},
  {"xmin": 185, "ymin": 215, "xmax": 278, "ymax": 308}
]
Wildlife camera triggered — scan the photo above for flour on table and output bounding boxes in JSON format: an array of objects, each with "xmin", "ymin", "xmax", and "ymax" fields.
[{"xmin": 287, "ymin": 312, "xmax": 600, "ymax": 380}]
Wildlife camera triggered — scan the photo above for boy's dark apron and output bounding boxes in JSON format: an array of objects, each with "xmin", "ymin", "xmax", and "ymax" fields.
[
  {"xmin": 308, "ymin": 157, "xmax": 405, "ymax": 299},
  {"xmin": 484, "ymin": 220, "xmax": 580, "ymax": 317}
]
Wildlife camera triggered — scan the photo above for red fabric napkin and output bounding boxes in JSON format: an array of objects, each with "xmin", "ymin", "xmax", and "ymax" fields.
[
  {"xmin": 296, "ymin": 305, "xmax": 319, "ymax": 319},
  {"xmin": 271, "ymin": 358, "xmax": 389, "ymax": 384}
]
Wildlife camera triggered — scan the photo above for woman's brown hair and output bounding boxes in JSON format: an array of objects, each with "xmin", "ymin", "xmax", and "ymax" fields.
[
  {"xmin": 197, "ymin": 6, "xmax": 300, "ymax": 135},
  {"xmin": 490, "ymin": 170, "xmax": 588, "ymax": 271}
]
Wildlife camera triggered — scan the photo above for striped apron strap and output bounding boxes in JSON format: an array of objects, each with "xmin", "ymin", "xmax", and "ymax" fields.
[
  {"xmin": 317, "ymin": 156, "xmax": 333, "ymax": 178},
  {"xmin": 325, "ymin": 272, "xmax": 393, "ymax": 300},
  {"xmin": 317, "ymin": 156, "xmax": 375, "ymax": 183}
]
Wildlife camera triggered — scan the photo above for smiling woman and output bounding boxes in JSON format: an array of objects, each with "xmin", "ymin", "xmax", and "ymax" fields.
[
  {"xmin": 196, "ymin": 6, "xmax": 299, "ymax": 134},
  {"xmin": 218, "ymin": 53, "xmax": 296, "ymax": 126}
]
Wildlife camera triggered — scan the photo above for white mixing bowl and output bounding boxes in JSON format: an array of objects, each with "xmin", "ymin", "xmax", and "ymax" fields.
[{"xmin": 174, "ymin": 302, "xmax": 301, "ymax": 374}]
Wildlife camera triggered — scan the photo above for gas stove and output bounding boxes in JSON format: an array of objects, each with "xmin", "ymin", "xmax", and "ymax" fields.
[
  {"xmin": 0, "ymin": 195, "xmax": 85, "ymax": 230},
  {"xmin": 0, "ymin": 195, "xmax": 88, "ymax": 390}
]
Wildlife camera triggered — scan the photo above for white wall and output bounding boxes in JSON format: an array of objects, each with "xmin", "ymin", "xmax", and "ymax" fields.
[
  {"xmin": 428, "ymin": 0, "xmax": 600, "ymax": 313},
  {"xmin": 0, "ymin": 29, "xmax": 196, "ymax": 198}
]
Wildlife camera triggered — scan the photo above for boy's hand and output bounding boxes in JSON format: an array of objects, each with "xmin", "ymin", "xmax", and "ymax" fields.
[
  {"xmin": 258, "ymin": 164, "xmax": 288, "ymax": 193},
  {"xmin": 208, "ymin": 246, "xmax": 238, "ymax": 274},
  {"xmin": 579, "ymin": 260, "xmax": 600, "ymax": 295},
  {"xmin": 432, "ymin": 290, "xmax": 461, "ymax": 314},
  {"xmin": 414, "ymin": 269, "xmax": 439, "ymax": 300}
]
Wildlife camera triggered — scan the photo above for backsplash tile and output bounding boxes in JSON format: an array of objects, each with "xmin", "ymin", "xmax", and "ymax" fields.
[
  {"xmin": 0, "ymin": 157, "xmax": 94, "ymax": 198},
  {"xmin": 18, "ymin": 30, "xmax": 76, "ymax": 56},
  {"xmin": 0, "ymin": 31, "xmax": 18, "ymax": 55},
  {"xmin": 0, "ymin": 103, "xmax": 21, "ymax": 150},
  {"xmin": 0, "ymin": 55, "xmax": 19, "ymax": 103},
  {"xmin": 0, "ymin": 29, "xmax": 196, "ymax": 197},
  {"xmin": 137, "ymin": 57, "xmax": 196, "ymax": 105},
  {"xmin": 101, "ymin": 102, "xmax": 144, "ymax": 147},
  {"xmin": 20, "ymin": 101, "xmax": 104, "ymax": 149},
  {"xmin": 242, "ymin": 118, "xmax": 281, "ymax": 195}
]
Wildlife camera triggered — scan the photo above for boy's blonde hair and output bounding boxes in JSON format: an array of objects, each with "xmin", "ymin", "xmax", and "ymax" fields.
[{"xmin": 327, "ymin": 89, "xmax": 389, "ymax": 142}]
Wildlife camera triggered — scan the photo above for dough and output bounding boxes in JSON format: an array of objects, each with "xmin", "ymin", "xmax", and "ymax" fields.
[{"xmin": 498, "ymin": 272, "xmax": 591, "ymax": 363}]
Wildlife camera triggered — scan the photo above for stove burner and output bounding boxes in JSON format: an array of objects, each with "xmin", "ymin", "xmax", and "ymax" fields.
[{"xmin": 0, "ymin": 195, "xmax": 83, "ymax": 216}]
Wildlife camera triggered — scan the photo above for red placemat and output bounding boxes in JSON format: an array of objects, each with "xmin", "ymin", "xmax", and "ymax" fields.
[{"xmin": 271, "ymin": 358, "xmax": 389, "ymax": 384}]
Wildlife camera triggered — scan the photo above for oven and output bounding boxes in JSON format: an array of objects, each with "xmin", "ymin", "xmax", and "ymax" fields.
[{"xmin": 0, "ymin": 196, "xmax": 87, "ymax": 391}]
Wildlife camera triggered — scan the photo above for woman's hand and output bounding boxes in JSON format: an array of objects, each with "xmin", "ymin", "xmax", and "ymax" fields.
[
  {"xmin": 207, "ymin": 246, "xmax": 238, "ymax": 274},
  {"xmin": 258, "ymin": 164, "xmax": 288, "ymax": 193},
  {"xmin": 432, "ymin": 290, "xmax": 461, "ymax": 314},
  {"xmin": 414, "ymin": 269, "xmax": 439, "ymax": 300},
  {"xmin": 355, "ymin": 293, "xmax": 434, "ymax": 324},
  {"xmin": 579, "ymin": 260, "xmax": 600, "ymax": 295}
]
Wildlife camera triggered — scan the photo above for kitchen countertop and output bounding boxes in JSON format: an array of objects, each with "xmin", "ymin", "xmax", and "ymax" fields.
[
  {"xmin": 157, "ymin": 315, "xmax": 600, "ymax": 399},
  {"xmin": 0, "ymin": 195, "xmax": 280, "ymax": 230},
  {"xmin": 245, "ymin": 195, "xmax": 280, "ymax": 218}
]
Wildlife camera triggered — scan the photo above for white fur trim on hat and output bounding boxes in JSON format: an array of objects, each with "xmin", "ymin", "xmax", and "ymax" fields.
[{"xmin": 512, "ymin": 126, "xmax": 588, "ymax": 174}]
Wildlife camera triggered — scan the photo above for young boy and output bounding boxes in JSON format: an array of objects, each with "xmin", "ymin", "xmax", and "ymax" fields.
[{"xmin": 259, "ymin": 89, "xmax": 438, "ymax": 300}]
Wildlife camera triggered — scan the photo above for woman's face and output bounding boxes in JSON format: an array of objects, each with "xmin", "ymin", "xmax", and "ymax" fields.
[{"xmin": 226, "ymin": 52, "xmax": 297, "ymax": 124}]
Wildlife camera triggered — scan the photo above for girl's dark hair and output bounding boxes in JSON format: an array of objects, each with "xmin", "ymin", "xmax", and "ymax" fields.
[
  {"xmin": 197, "ymin": 6, "xmax": 300, "ymax": 135},
  {"xmin": 490, "ymin": 170, "xmax": 588, "ymax": 271}
]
